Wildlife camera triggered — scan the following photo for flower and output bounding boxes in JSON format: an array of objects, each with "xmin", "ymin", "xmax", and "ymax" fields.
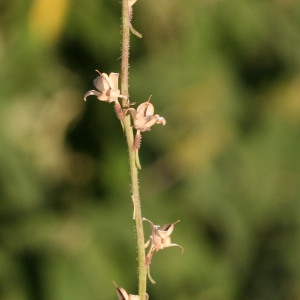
[
  {"xmin": 126, "ymin": 97, "xmax": 166, "ymax": 150},
  {"xmin": 143, "ymin": 218, "xmax": 183, "ymax": 283},
  {"xmin": 84, "ymin": 70, "xmax": 125, "ymax": 121},
  {"xmin": 128, "ymin": 98, "xmax": 166, "ymax": 131},
  {"xmin": 84, "ymin": 70, "xmax": 121, "ymax": 102}
]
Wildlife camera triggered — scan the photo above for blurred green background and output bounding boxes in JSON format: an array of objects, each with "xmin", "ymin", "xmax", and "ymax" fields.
[{"xmin": 1, "ymin": 0, "xmax": 300, "ymax": 299}]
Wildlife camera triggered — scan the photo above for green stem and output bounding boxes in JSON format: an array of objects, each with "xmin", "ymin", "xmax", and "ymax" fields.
[{"xmin": 120, "ymin": 0, "xmax": 147, "ymax": 298}]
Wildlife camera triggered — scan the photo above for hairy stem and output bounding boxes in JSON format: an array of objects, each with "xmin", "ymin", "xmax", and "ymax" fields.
[{"xmin": 120, "ymin": 0, "xmax": 147, "ymax": 298}]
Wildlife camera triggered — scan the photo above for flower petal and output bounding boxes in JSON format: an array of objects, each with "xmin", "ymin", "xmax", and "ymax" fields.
[
  {"xmin": 107, "ymin": 89, "xmax": 121, "ymax": 102},
  {"xmin": 108, "ymin": 72, "xmax": 120, "ymax": 90},
  {"xmin": 83, "ymin": 90, "xmax": 101, "ymax": 101},
  {"xmin": 93, "ymin": 72, "xmax": 110, "ymax": 92},
  {"xmin": 153, "ymin": 115, "xmax": 166, "ymax": 126},
  {"xmin": 137, "ymin": 101, "xmax": 154, "ymax": 117}
]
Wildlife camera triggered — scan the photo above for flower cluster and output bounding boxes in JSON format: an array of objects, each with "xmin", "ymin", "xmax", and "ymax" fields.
[
  {"xmin": 84, "ymin": 70, "xmax": 181, "ymax": 296},
  {"xmin": 84, "ymin": 71, "xmax": 166, "ymax": 150}
]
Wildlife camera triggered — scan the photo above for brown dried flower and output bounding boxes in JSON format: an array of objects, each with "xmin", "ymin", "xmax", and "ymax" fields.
[
  {"xmin": 84, "ymin": 70, "xmax": 121, "ymax": 102},
  {"xmin": 126, "ymin": 97, "xmax": 166, "ymax": 150},
  {"xmin": 84, "ymin": 70, "xmax": 125, "ymax": 120},
  {"xmin": 143, "ymin": 218, "xmax": 184, "ymax": 283}
]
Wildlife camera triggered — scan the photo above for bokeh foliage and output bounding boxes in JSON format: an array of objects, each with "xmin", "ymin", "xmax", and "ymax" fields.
[{"xmin": 1, "ymin": 0, "xmax": 300, "ymax": 299}]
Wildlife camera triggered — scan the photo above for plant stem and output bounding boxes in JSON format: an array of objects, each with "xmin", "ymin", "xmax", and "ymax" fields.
[{"xmin": 120, "ymin": 0, "xmax": 147, "ymax": 298}]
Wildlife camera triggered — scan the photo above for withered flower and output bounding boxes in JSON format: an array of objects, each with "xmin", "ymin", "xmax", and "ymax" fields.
[
  {"xmin": 127, "ymin": 97, "xmax": 166, "ymax": 150},
  {"xmin": 84, "ymin": 70, "xmax": 125, "ymax": 120},
  {"xmin": 84, "ymin": 70, "xmax": 121, "ymax": 102},
  {"xmin": 143, "ymin": 218, "xmax": 184, "ymax": 283}
]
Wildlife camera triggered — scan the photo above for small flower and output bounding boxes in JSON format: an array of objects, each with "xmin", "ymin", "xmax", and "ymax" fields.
[
  {"xmin": 113, "ymin": 282, "xmax": 148, "ymax": 300},
  {"xmin": 84, "ymin": 70, "xmax": 125, "ymax": 120},
  {"xmin": 84, "ymin": 70, "xmax": 121, "ymax": 102},
  {"xmin": 126, "ymin": 97, "xmax": 166, "ymax": 150},
  {"xmin": 143, "ymin": 218, "xmax": 184, "ymax": 283}
]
